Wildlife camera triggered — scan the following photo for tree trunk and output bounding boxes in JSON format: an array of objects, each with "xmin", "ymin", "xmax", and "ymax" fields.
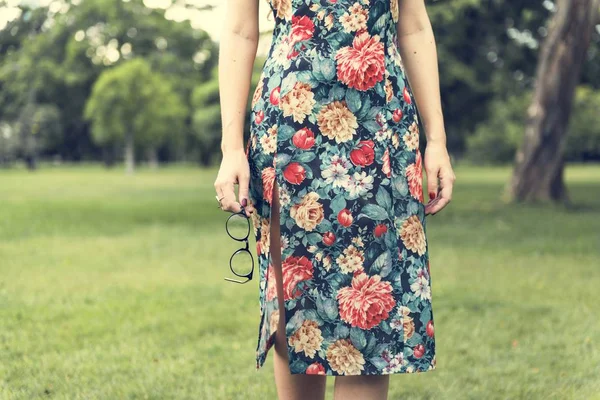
[
  {"xmin": 147, "ymin": 148, "xmax": 158, "ymax": 169},
  {"xmin": 506, "ymin": 0, "xmax": 600, "ymax": 203},
  {"xmin": 102, "ymin": 145, "xmax": 116, "ymax": 168},
  {"xmin": 25, "ymin": 154, "xmax": 37, "ymax": 171},
  {"xmin": 124, "ymin": 131, "xmax": 135, "ymax": 175},
  {"xmin": 25, "ymin": 134, "xmax": 37, "ymax": 171}
]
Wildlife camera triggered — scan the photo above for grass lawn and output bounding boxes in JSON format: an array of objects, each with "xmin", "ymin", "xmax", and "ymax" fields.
[{"xmin": 0, "ymin": 164, "xmax": 599, "ymax": 400}]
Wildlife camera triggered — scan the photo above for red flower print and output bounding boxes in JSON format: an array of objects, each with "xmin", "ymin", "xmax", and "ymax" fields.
[
  {"xmin": 255, "ymin": 110, "xmax": 264, "ymax": 124},
  {"xmin": 292, "ymin": 128, "xmax": 315, "ymax": 150},
  {"xmin": 270, "ymin": 87, "xmax": 280, "ymax": 105},
  {"xmin": 337, "ymin": 208, "xmax": 353, "ymax": 227},
  {"xmin": 426, "ymin": 320, "xmax": 434, "ymax": 338},
  {"xmin": 335, "ymin": 32, "xmax": 385, "ymax": 91},
  {"xmin": 413, "ymin": 344, "xmax": 425, "ymax": 358},
  {"xmin": 306, "ymin": 362, "xmax": 326, "ymax": 375},
  {"xmin": 282, "ymin": 256, "xmax": 314, "ymax": 300},
  {"xmin": 262, "ymin": 167, "xmax": 276, "ymax": 203},
  {"xmin": 283, "ymin": 162, "xmax": 306, "ymax": 185},
  {"xmin": 337, "ymin": 272, "xmax": 396, "ymax": 330},
  {"xmin": 406, "ymin": 150, "xmax": 424, "ymax": 201},
  {"xmin": 392, "ymin": 108, "xmax": 403, "ymax": 123},
  {"xmin": 403, "ymin": 87, "xmax": 412, "ymax": 104},
  {"xmin": 374, "ymin": 224, "xmax": 387, "ymax": 238},
  {"xmin": 291, "ymin": 15, "xmax": 315, "ymax": 44},
  {"xmin": 382, "ymin": 147, "xmax": 391, "ymax": 178},
  {"xmin": 323, "ymin": 231, "xmax": 336, "ymax": 246},
  {"xmin": 349, "ymin": 140, "xmax": 375, "ymax": 167},
  {"xmin": 288, "ymin": 47, "xmax": 300, "ymax": 59}
]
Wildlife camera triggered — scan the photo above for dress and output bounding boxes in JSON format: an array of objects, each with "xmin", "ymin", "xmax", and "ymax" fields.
[{"xmin": 246, "ymin": 0, "xmax": 436, "ymax": 376}]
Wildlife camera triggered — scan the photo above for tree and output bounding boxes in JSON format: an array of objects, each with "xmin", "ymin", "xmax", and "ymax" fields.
[
  {"xmin": 0, "ymin": 0, "xmax": 216, "ymax": 162},
  {"xmin": 425, "ymin": 0, "xmax": 552, "ymax": 154},
  {"xmin": 84, "ymin": 58, "xmax": 186, "ymax": 174},
  {"xmin": 506, "ymin": 0, "xmax": 600, "ymax": 203},
  {"xmin": 191, "ymin": 75, "xmax": 221, "ymax": 166},
  {"xmin": 565, "ymin": 86, "xmax": 600, "ymax": 161},
  {"xmin": 16, "ymin": 102, "xmax": 62, "ymax": 170}
]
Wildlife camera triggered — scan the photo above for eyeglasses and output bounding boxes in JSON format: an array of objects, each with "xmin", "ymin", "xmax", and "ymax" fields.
[{"xmin": 224, "ymin": 206, "xmax": 255, "ymax": 284}]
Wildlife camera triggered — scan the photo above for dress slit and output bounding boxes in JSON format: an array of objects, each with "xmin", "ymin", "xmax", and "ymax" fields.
[{"xmin": 264, "ymin": 174, "xmax": 289, "ymax": 366}]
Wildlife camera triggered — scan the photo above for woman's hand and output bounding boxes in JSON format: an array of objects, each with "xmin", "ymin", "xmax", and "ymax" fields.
[
  {"xmin": 424, "ymin": 141, "xmax": 456, "ymax": 215},
  {"xmin": 214, "ymin": 148, "xmax": 255, "ymax": 216}
]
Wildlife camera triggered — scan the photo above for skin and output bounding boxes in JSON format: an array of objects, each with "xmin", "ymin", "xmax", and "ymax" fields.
[
  {"xmin": 214, "ymin": 1, "xmax": 455, "ymax": 399},
  {"xmin": 395, "ymin": 1, "xmax": 456, "ymax": 213}
]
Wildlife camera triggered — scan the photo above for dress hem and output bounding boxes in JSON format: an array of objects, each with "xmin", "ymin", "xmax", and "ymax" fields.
[{"xmin": 256, "ymin": 344, "xmax": 437, "ymax": 376}]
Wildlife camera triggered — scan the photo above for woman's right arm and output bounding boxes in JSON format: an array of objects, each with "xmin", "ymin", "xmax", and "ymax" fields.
[{"xmin": 214, "ymin": 0, "xmax": 260, "ymax": 215}]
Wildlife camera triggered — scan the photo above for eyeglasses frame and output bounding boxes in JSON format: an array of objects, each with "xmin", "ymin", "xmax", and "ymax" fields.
[{"xmin": 224, "ymin": 205, "xmax": 255, "ymax": 284}]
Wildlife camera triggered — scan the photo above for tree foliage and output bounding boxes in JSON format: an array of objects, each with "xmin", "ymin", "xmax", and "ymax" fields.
[
  {"xmin": 84, "ymin": 57, "xmax": 186, "ymax": 171},
  {"xmin": 0, "ymin": 0, "xmax": 599, "ymax": 166},
  {"xmin": 0, "ymin": 0, "xmax": 215, "ymax": 161}
]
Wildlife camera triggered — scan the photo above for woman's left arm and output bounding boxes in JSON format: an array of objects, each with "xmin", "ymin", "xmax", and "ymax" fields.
[{"xmin": 396, "ymin": 0, "xmax": 456, "ymax": 215}]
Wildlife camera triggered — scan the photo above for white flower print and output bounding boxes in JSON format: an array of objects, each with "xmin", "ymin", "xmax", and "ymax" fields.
[
  {"xmin": 322, "ymin": 155, "xmax": 352, "ymax": 189},
  {"xmin": 382, "ymin": 353, "xmax": 406, "ymax": 374},
  {"xmin": 273, "ymin": 38, "xmax": 293, "ymax": 69},
  {"xmin": 347, "ymin": 171, "xmax": 374, "ymax": 198},
  {"xmin": 410, "ymin": 274, "xmax": 431, "ymax": 301}
]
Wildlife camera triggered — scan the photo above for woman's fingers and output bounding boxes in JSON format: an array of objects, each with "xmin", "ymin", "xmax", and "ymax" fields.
[
  {"xmin": 424, "ymin": 196, "xmax": 441, "ymax": 214},
  {"xmin": 429, "ymin": 189, "xmax": 450, "ymax": 214},
  {"xmin": 237, "ymin": 173, "xmax": 252, "ymax": 216},
  {"xmin": 426, "ymin": 170, "xmax": 454, "ymax": 214},
  {"xmin": 215, "ymin": 179, "xmax": 241, "ymax": 213},
  {"xmin": 426, "ymin": 166, "xmax": 439, "ymax": 201}
]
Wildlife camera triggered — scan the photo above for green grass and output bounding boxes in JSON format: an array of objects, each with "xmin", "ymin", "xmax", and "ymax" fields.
[{"xmin": 1, "ymin": 164, "xmax": 599, "ymax": 400}]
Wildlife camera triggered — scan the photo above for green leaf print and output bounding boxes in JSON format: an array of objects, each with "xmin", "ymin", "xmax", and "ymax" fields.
[
  {"xmin": 330, "ymin": 194, "xmax": 347, "ymax": 215},
  {"xmin": 297, "ymin": 70, "xmax": 318, "ymax": 88},
  {"xmin": 280, "ymin": 73, "xmax": 297, "ymax": 97},
  {"xmin": 295, "ymin": 152, "xmax": 316, "ymax": 163},
  {"xmin": 350, "ymin": 327, "xmax": 368, "ymax": 351},
  {"xmin": 334, "ymin": 324, "xmax": 350, "ymax": 339},
  {"xmin": 345, "ymin": 89, "xmax": 362, "ymax": 113},
  {"xmin": 407, "ymin": 333, "xmax": 423, "ymax": 347},
  {"xmin": 359, "ymin": 204, "xmax": 389, "ymax": 221},
  {"xmin": 376, "ymin": 186, "xmax": 392, "ymax": 210},
  {"xmin": 316, "ymin": 295, "xmax": 338, "ymax": 322},
  {"xmin": 364, "ymin": 334, "xmax": 379, "ymax": 357},
  {"xmin": 306, "ymin": 232, "xmax": 323, "ymax": 246},
  {"xmin": 371, "ymin": 250, "xmax": 392, "ymax": 276},
  {"xmin": 320, "ymin": 58, "xmax": 336, "ymax": 81},
  {"xmin": 379, "ymin": 320, "xmax": 392, "ymax": 334},
  {"xmin": 369, "ymin": 357, "xmax": 389, "ymax": 369},
  {"xmin": 286, "ymin": 310, "xmax": 305, "ymax": 335},
  {"xmin": 278, "ymin": 124, "xmax": 295, "ymax": 141},
  {"xmin": 357, "ymin": 96, "xmax": 372, "ymax": 119}
]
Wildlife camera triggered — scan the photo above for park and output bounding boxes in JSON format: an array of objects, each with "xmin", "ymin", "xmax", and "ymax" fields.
[
  {"xmin": 1, "ymin": 0, "xmax": 600, "ymax": 399},
  {"xmin": 1, "ymin": 165, "xmax": 599, "ymax": 398}
]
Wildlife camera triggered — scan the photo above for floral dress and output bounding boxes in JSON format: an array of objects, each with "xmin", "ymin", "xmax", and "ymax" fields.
[{"xmin": 246, "ymin": 0, "xmax": 437, "ymax": 376}]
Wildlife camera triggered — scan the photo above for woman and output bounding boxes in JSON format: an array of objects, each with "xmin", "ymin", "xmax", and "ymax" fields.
[{"xmin": 215, "ymin": 0, "xmax": 455, "ymax": 399}]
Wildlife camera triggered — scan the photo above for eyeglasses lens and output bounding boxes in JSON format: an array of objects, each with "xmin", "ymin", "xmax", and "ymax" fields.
[
  {"xmin": 227, "ymin": 213, "xmax": 250, "ymax": 240},
  {"xmin": 231, "ymin": 250, "xmax": 253, "ymax": 276}
]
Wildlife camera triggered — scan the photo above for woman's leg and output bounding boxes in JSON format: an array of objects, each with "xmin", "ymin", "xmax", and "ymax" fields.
[
  {"xmin": 270, "ymin": 181, "xmax": 327, "ymax": 400},
  {"xmin": 333, "ymin": 375, "xmax": 389, "ymax": 400}
]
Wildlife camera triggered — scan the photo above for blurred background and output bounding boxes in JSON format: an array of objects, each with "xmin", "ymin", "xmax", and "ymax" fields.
[{"xmin": 0, "ymin": 0, "xmax": 599, "ymax": 399}]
